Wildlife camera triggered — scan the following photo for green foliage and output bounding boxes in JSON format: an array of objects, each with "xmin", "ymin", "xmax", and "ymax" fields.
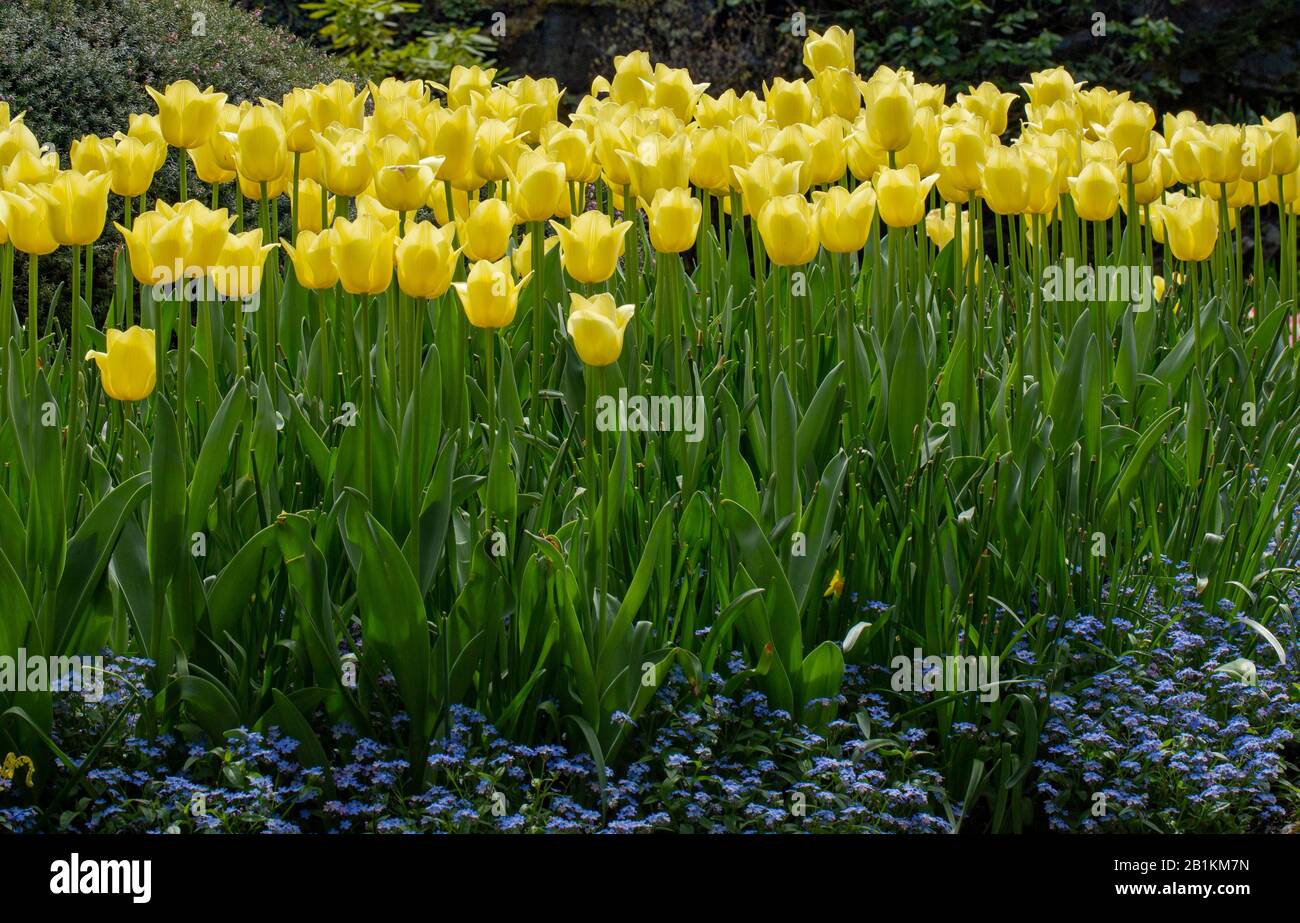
[{"xmin": 299, "ymin": 0, "xmax": 498, "ymax": 84}]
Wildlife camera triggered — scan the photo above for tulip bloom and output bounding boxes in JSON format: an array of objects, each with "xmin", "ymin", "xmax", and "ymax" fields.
[
  {"xmin": 802, "ymin": 25, "xmax": 855, "ymax": 75},
  {"xmin": 1155, "ymin": 196, "xmax": 1219, "ymax": 262},
  {"xmin": 109, "ymin": 136, "xmax": 165, "ymax": 197},
  {"xmin": 453, "ymin": 257, "xmax": 532, "ymax": 329},
  {"xmin": 0, "ymin": 188, "xmax": 59, "ymax": 255},
  {"xmin": 1068, "ymin": 161, "xmax": 1121, "ymax": 222},
  {"xmin": 979, "ymin": 145, "xmax": 1031, "ymax": 215},
  {"xmin": 4, "ymin": 148, "xmax": 58, "ymax": 188},
  {"xmin": 511, "ymin": 230, "xmax": 557, "ymax": 278},
  {"xmin": 644, "ymin": 187, "xmax": 702, "ymax": 254},
  {"xmin": 874, "ymin": 164, "xmax": 938, "ymax": 227},
  {"xmin": 1263, "ymin": 113, "xmax": 1299, "ymax": 176},
  {"xmin": 396, "ymin": 221, "xmax": 459, "ymax": 299},
  {"xmin": 209, "ymin": 229, "xmax": 276, "ymax": 300},
  {"xmin": 956, "ymin": 82, "xmax": 1018, "ymax": 136},
  {"xmin": 70, "ymin": 134, "xmax": 116, "ymax": 175},
  {"xmin": 84, "ymin": 327, "xmax": 156, "ymax": 402},
  {"xmin": 863, "ymin": 70, "xmax": 915, "ymax": 152},
  {"xmin": 331, "ymin": 216, "xmax": 396, "ymax": 295},
  {"xmin": 294, "ymin": 179, "xmax": 336, "ymax": 233},
  {"xmin": 459, "ymin": 197, "xmax": 516, "ymax": 262},
  {"xmin": 313, "ymin": 129, "xmax": 373, "ymax": 198},
  {"xmin": 40, "ymin": 170, "xmax": 112, "ymax": 246},
  {"xmin": 156, "ymin": 200, "xmax": 235, "ymax": 272},
  {"xmin": 938, "ymin": 120, "xmax": 988, "ymax": 197},
  {"xmin": 566, "ymin": 292, "xmax": 635, "ymax": 366},
  {"xmin": 813, "ymin": 184, "xmax": 877, "ymax": 253},
  {"xmin": 1094, "ymin": 99, "xmax": 1155, "ymax": 165},
  {"xmin": 925, "ymin": 204, "xmax": 974, "ymax": 258},
  {"xmin": 757, "ymin": 194, "xmax": 820, "ymax": 266},
  {"xmin": 375, "ymin": 159, "xmax": 442, "ymax": 214},
  {"xmin": 618, "ymin": 132, "xmax": 691, "ymax": 203},
  {"xmin": 550, "ymin": 210, "xmax": 631, "ymax": 281},
  {"xmin": 145, "ymin": 80, "xmax": 228, "ymax": 149},
  {"xmin": 508, "ymin": 150, "xmax": 567, "ymax": 223},
  {"xmin": 732, "ymin": 153, "xmax": 802, "ymax": 217},
  {"xmin": 764, "ymin": 77, "xmax": 814, "ymax": 128},
  {"xmin": 229, "ymin": 104, "xmax": 289, "ymax": 184},
  {"xmin": 281, "ymin": 230, "xmax": 339, "ymax": 291}
]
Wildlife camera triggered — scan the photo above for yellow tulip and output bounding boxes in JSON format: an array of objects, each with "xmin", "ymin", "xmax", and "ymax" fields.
[
  {"xmin": 846, "ymin": 122, "xmax": 886, "ymax": 181},
  {"xmin": 1022, "ymin": 146, "xmax": 1060, "ymax": 216},
  {"xmin": 507, "ymin": 149, "xmax": 567, "ymax": 223},
  {"xmin": 925, "ymin": 203, "xmax": 973, "ymax": 257},
  {"xmin": 281, "ymin": 87, "xmax": 317, "ymax": 153},
  {"xmin": 863, "ymin": 70, "xmax": 915, "ymax": 152},
  {"xmin": 644, "ymin": 187, "xmax": 702, "ymax": 254},
  {"xmin": 1203, "ymin": 124, "xmax": 1244, "ymax": 185},
  {"xmin": 429, "ymin": 183, "xmax": 471, "ymax": 226},
  {"xmin": 594, "ymin": 117, "xmax": 635, "ymax": 189},
  {"xmin": 912, "ymin": 83, "xmax": 946, "ymax": 114},
  {"xmin": 1263, "ymin": 113, "xmax": 1299, "ymax": 176},
  {"xmin": 802, "ymin": 25, "xmax": 855, "ymax": 75},
  {"xmin": 313, "ymin": 128, "xmax": 372, "ymax": 197},
  {"xmin": 116, "ymin": 211, "xmax": 185, "ymax": 284},
  {"xmin": 979, "ymin": 145, "xmax": 1030, "ymax": 215},
  {"xmin": 330, "ymin": 216, "xmax": 396, "ymax": 295},
  {"xmin": 84, "ymin": 327, "xmax": 156, "ymax": 401},
  {"xmin": 209, "ymin": 228, "xmax": 276, "ymax": 300},
  {"xmin": 732, "ymin": 153, "xmax": 802, "ymax": 217},
  {"xmin": 355, "ymin": 193, "xmax": 400, "ymax": 231},
  {"xmin": 618, "ymin": 132, "xmax": 691, "ymax": 203},
  {"xmin": 453, "ymin": 257, "xmax": 531, "ymax": 328},
  {"xmin": 396, "ymin": 221, "xmax": 459, "ymax": 299},
  {"xmin": 1240, "ymin": 125, "xmax": 1274, "ymax": 184},
  {"xmin": 814, "ymin": 67, "xmax": 863, "ymax": 121},
  {"xmin": 511, "ymin": 228, "xmax": 557, "ymax": 278},
  {"xmin": 156, "ymin": 199, "xmax": 235, "ymax": 272},
  {"xmin": 956, "ymin": 82, "xmax": 1017, "ymax": 136},
  {"xmin": 1078, "ymin": 87, "xmax": 1130, "ymax": 137},
  {"xmin": 766, "ymin": 125, "xmax": 815, "ymax": 191},
  {"xmin": 938, "ymin": 118, "xmax": 987, "ymax": 196},
  {"xmin": 549, "ymin": 209, "xmax": 631, "ymax": 280},
  {"xmin": 566, "ymin": 291, "xmax": 635, "ymax": 366},
  {"xmin": 124, "ymin": 114, "xmax": 169, "ymax": 166},
  {"xmin": 310, "ymin": 80, "xmax": 368, "ymax": 131},
  {"xmin": 1168, "ymin": 124, "xmax": 1210, "ymax": 185},
  {"xmin": 688, "ymin": 126, "xmax": 736, "ymax": 192},
  {"xmin": 1093, "ymin": 99, "xmax": 1154, "ymax": 164},
  {"xmin": 145, "ymin": 80, "xmax": 228, "ymax": 149},
  {"xmin": 0, "ymin": 117, "xmax": 39, "ymax": 169},
  {"xmin": 458, "ymin": 197, "xmax": 516, "ymax": 262},
  {"xmin": 430, "ymin": 106, "xmax": 481, "ymax": 190},
  {"xmin": 188, "ymin": 141, "xmax": 235, "ymax": 186},
  {"xmin": 39, "ymin": 170, "xmax": 112, "ymax": 246},
  {"xmin": 1068, "ymin": 160, "xmax": 1121, "ymax": 222},
  {"xmin": 375, "ymin": 158, "xmax": 442, "ymax": 214},
  {"xmin": 110, "ymin": 136, "xmax": 165, "ymax": 197},
  {"xmin": 803, "ymin": 118, "xmax": 848, "ymax": 186},
  {"xmin": 444, "ymin": 66, "xmax": 498, "ymax": 110},
  {"xmin": 472, "ymin": 118, "xmax": 524, "ymax": 183},
  {"xmin": 813, "ymin": 184, "xmax": 876, "ymax": 253},
  {"xmin": 230, "ymin": 104, "xmax": 289, "ymax": 184},
  {"xmin": 0, "ymin": 188, "xmax": 59, "ymax": 255},
  {"xmin": 295, "ymin": 179, "xmax": 336, "ymax": 233},
  {"xmin": 281, "ymin": 229, "xmax": 339, "ymax": 290},
  {"xmin": 764, "ymin": 77, "xmax": 814, "ymax": 128},
  {"xmin": 874, "ymin": 164, "xmax": 938, "ymax": 227},
  {"xmin": 70, "ymin": 135, "xmax": 116, "ymax": 175},
  {"xmin": 1020, "ymin": 67, "xmax": 1080, "ymax": 111},
  {"xmin": 4, "ymin": 148, "xmax": 58, "ymax": 189},
  {"xmin": 757, "ymin": 194, "xmax": 819, "ymax": 265},
  {"xmin": 593, "ymin": 53, "xmax": 651, "ymax": 108},
  {"xmin": 645, "ymin": 64, "xmax": 708, "ymax": 123},
  {"xmin": 897, "ymin": 106, "xmax": 940, "ymax": 176},
  {"xmin": 544, "ymin": 125, "xmax": 599, "ymax": 183},
  {"xmin": 1154, "ymin": 195, "xmax": 1218, "ymax": 262}
]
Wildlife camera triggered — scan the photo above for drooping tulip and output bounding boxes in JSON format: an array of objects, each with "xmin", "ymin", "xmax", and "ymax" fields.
[
  {"xmin": 566, "ymin": 291, "xmax": 635, "ymax": 366},
  {"xmin": 84, "ymin": 327, "xmax": 156, "ymax": 401}
]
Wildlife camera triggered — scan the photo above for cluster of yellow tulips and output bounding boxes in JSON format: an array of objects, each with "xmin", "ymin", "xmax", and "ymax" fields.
[{"xmin": 0, "ymin": 25, "xmax": 1296, "ymax": 405}]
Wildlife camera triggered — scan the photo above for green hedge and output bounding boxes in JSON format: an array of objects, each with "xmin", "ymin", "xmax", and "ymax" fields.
[{"xmin": 0, "ymin": 0, "xmax": 350, "ymax": 319}]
